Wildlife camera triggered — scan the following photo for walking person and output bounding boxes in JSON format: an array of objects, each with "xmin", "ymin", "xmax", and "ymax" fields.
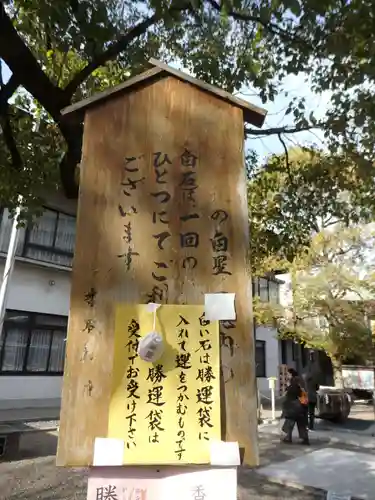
[
  {"xmin": 304, "ymin": 357, "xmax": 320, "ymax": 431},
  {"xmin": 305, "ymin": 373, "xmax": 319, "ymax": 431},
  {"xmin": 281, "ymin": 368, "xmax": 310, "ymax": 445}
]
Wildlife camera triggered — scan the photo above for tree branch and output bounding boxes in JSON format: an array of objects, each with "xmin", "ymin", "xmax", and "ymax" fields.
[
  {"xmin": 65, "ymin": 2, "xmax": 191, "ymax": 97},
  {"xmin": 278, "ymin": 132, "xmax": 290, "ymax": 169},
  {"xmin": 64, "ymin": 15, "xmax": 158, "ymax": 97},
  {"xmin": 278, "ymin": 132, "xmax": 299, "ymax": 192},
  {"xmin": 0, "ymin": 106, "xmax": 23, "ymax": 170},
  {"xmin": 0, "ymin": 2, "xmax": 84, "ymax": 198},
  {"xmin": 245, "ymin": 122, "xmax": 323, "ymax": 137},
  {"xmin": 206, "ymin": 0, "xmax": 312, "ymax": 48},
  {"xmin": 0, "ymin": 3, "xmax": 68, "ymax": 121},
  {"xmin": 0, "ymin": 62, "xmax": 22, "ymax": 170},
  {"xmin": 0, "ymin": 74, "xmax": 19, "ymax": 112}
]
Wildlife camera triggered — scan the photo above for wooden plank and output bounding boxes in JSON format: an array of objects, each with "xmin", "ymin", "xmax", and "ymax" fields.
[
  {"xmin": 61, "ymin": 66, "xmax": 164, "ymax": 116},
  {"xmin": 57, "ymin": 75, "xmax": 258, "ymax": 467},
  {"xmin": 61, "ymin": 59, "xmax": 267, "ymax": 128},
  {"xmin": 149, "ymin": 58, "xmax": 267, "ymax": 127}
]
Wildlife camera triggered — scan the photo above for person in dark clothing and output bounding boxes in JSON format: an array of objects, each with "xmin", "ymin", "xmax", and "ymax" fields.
[
  {"xmin": 304, "ymin": 371, "xmax": 320, "ymax": 430},
  {"xmin": 303, "ymin": 351, "xmax": 320, "ymax": 430},
  {"xmin": 281, "ymin": 368, "xmax": 310, "ymax": 445}
]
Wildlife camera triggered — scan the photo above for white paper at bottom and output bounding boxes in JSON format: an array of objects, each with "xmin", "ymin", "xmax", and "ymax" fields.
[
  {"xmin": 168, "ymin": 467, "xmax": 237, "ymax": 500},
  {"xmin": 326, "ymin": 492, "xmax": 351, "ymax": 500},
  {"xmin": 87, "ymin": 466, "xmax": 237, "ymax": 500},
  {"xmin": 210, "ymin": 441, "xmax": 241, "ymax": 466},
  {"xmin": 93, "ymin": 438, "xmax": 124, "ymax": 466}
]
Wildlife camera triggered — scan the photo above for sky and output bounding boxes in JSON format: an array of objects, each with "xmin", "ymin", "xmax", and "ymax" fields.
[
  {"xmin": 1, "ymin": 58, "xmax": 332, "ymax": 163},
  {"xmin": 1, "ymin": 62, "xmax": 10, "ymax": 83},
  {"xmin": 240, "ymin": 72, "xmax": 331, "ymax": 163}
]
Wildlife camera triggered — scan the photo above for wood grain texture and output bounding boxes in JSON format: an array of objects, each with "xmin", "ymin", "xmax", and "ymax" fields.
[
  {"xmin": 57, "ymin": 75, "xmax": 258, "ymax": 467},
  {"xmin": 149, "ymin": 58, "xmax": 266, "ymax": 127},
  {"xmin": 61, "ymin": 59, "xmax": 267, "ymax": 128},
  {"xmin": 61, "ymin": 66, "xmax": 163, "ymax": 116}
]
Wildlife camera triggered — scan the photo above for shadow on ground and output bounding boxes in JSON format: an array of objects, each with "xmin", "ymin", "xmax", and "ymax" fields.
[
  {"xmin": 0, "ymin": 432, "xmax": 327, "ymax": 499},
  {"xmin": 236, "ymin": 435, "xmax": 325, "ymax": 499},
  {"xmin": 317, "ymin": 418, "xmax": 374, "ymax": 433},
  {"xmin": 258, "ymin": 434, "xmax": 327, "ymax": 467},
  {"xmin": 1, "ymin": 463, "xmax": 88, "ymax": 500},
  {"xmin": 257, "ymin": 444, "xmax": 375, "ymax": 499},
  {"xmin": 0, "ymin": 431, "xmax": 58, "ymax": 463},
  {"xmin": 238, "ymin": 472, "xmax": 325, "ymax": 500},
  {"xmin": 0, "ymin": 431, "xmax": 87, "ymax": 500}
]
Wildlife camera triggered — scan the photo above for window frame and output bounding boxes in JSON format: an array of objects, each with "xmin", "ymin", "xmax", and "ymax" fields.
[
  {"xmin": 259, "ymin": 277, "xmax": 269, "ymax": 302},
  {"xmin": 301, "ymin": 345, "xmax": 308, "ymax": 368},
  {"xmin": 268, "ymin": 280, "xmax": 279, "ymax": 304},
  {"xmin": 255, "ymin": 339, "xmax": 266, "ymax": 378},
  {"xmin": 22, "ymin": 206, "xmax": 75, "ymax": 264},
  {"xmin": 280, "ymin": 339, "xmax": 287, "ymax": 365},
  {"xmin": 252, "ymin": 278, "xmax": 260, "ymax": 298},
  {"xmin": 292, "ymin": 341, "xmax": 298, "ymax": 361},
  {"xmin": 0, "ymin": 309, "xmax": 67, "ymax": 376}
]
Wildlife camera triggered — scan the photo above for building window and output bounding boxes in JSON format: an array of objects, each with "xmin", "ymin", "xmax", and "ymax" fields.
[
  {"xmin": 259, "ymin": 278, "xmax": 269, "ymax": 301},
  {"xmin": 23, "ymin": 208, "xmax": 76, "ymax": 267},
  {"xmin": 292, "ymin": 341, "xmax": 298, "ymax": 361},
  {"xmin": 0, "ymin": 310, "xmax": 67, "ymax": 374},
  {"xmin": 252, "ymin": 278, "xmax": 259, "ymax": 297},
  {"xmin": 281, "ymin": 339, "xmax": 287, "ymax": 365},
  {"xmin": 301, "ymin": 345, "xmax": 308, "ymax": 368},
  {"xmin": 268, "ymin": 280, "xmax": 279, "ymax": 303},
  {"xmin": 255, "ymin": 340, "xmax": 266, "ymax": 377}
]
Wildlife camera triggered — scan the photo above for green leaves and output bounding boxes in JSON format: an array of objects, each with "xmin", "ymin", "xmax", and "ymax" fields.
[
  {"xmin": 291, "ymin": 227, "xmax": 375, "ymax": 361},
  {"xmin": 1, "ymin": 0, "xmax": 375, "ymax": 211},
  {"xmin": 0, "ymin": 99, "xmax": 64, "ymax": 216},
  {"xmin": 284, "ymin": 0, "xmax": 301, "ymax": 16},
  {"xmin": 248, "ymin": 146, "xmax": 375, "ymax": 272},
  {"xmin": 249, "ymin": 146, "xmax": 375, "ymax": 365},
  {"xmin": 189, "ymin": 0, "xmax": 202, "ymax": 8},
  {"xmin": 262, "ymin": 224, "xmax": 375, "ymax": 364}
]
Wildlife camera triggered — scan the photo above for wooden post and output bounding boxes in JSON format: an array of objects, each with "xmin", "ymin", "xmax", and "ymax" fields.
[{"xmin": 57, "ymin": 60, "xmax": 267, "ymax": 467}]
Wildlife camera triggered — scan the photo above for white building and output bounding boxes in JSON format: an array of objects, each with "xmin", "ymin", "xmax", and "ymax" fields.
[
  {"xmin": 0, "ymin": 198, "xmax": 284, "ymax": 411},
  {"xmin": 0, "ymin": 194, "xmax": 76, "ymax": 412},
  {"xmin": 252, "ymin": 277, "xmax": 284, "ymax": 401},
  {"xmin": 277, "ymin": 273, "xmax": 324, "ymax": 381}
]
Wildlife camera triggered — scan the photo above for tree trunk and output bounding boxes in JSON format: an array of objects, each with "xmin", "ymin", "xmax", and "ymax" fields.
[{"xmin": 331, "ymin": 356, "xmax": 343, "ymax": 388}]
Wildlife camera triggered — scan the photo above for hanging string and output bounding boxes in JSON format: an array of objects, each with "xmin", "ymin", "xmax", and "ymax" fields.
[{"xmin": 152, "ymin": 308, "xmax": 156, "ymax": 332}]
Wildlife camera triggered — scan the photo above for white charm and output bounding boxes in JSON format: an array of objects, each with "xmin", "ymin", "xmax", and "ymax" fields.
[{"xmin": 137, "ymin": 331, "xmax": 164, "ymax": 362}]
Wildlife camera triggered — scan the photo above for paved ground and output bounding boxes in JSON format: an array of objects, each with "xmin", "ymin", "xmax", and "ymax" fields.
[
  {"xmin": 0, "ymin": 431, "xmax": 325, "ymax": 500},
  {"xmin": 2, "ymin": 402, "xmax": 374, "ymax": 500},
  {"xmin": 257, "ymin": 404, "xmax": 375, "ymax": 499},
  {"xmin": 259, "ymin": 401, "xmax": 375, "ymax": 454},
  {"xmin": 260, "ymin": 401, "xmax": 375, "ymax": 434},
  {"xmin": 258, "ymin": 447, "xmax": 375, "ymax": 499}
]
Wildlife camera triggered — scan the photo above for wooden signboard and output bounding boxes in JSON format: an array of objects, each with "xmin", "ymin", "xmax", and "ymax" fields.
[{"xmin": 57, "ymin": 59, "xmax": 267, "ymax": 467}]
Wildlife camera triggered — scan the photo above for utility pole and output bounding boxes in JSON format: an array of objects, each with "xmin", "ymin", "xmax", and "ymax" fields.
[
  {"xmin": 290, "ymin": 265, "xmax": 302, "ymax": 372},
  {"xmin": 0, "ymin": 200, "xmax": 22, "ymax": 343}
]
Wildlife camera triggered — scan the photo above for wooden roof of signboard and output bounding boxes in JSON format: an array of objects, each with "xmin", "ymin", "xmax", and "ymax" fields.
[{"xmin": 61, "ymin": 58, "xmax": 267, "ymax": 127}]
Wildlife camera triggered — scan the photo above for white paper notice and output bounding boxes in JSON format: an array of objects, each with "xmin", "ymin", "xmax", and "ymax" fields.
[
  {"xmin": 204, "ymin": 293, "xmax": 236, "ymax": 321},
  {"xmin": 167, "ymin": 467, "xmax": 237, "ymax": 500},
  {"xmin": 93, "ymin": 438, "xmax": 124, "ymax": 466},
  {"xmin": 210, "ymin": 441, "xmax": 241, "ymax": 466},
  {"xmin": 87, "ymin": 466, "xmax": 237, "ymax": 500}
]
